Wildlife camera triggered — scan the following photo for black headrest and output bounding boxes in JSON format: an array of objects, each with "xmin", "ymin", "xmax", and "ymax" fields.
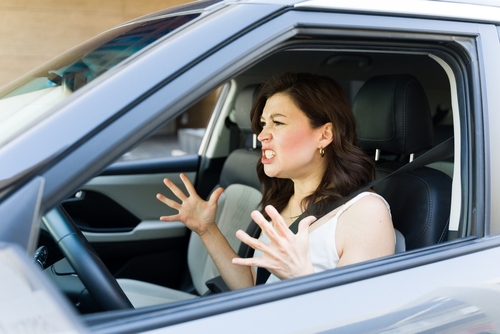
[
  {"xmin": 352, "ymin": 74, "xmax": 433, "ymax": 155},
  {"xmin": 219, "ymin": 149, "xmax": 261, "ymax": 191}
]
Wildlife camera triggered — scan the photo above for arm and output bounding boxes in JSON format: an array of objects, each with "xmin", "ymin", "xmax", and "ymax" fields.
[
  {"xmin": 335, "ymin": 194, "xmax": 395, "ymax": 268},
  {"xmin": 199, "ymin": 223, "xmax": 256, "ymax": 289},
  {"xmin": 156, "ymin": 173, "xmax": 255, "ymax": 290}
]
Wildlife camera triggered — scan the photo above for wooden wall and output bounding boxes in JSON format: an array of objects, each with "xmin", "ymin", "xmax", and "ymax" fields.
[{"xmin": 0, "ymin": 0, "xmax": 190, "ymax": 88}]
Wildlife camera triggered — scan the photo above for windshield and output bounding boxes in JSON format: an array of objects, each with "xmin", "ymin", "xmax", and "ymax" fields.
[{"xmin": 0, "ymin": 12, "xmax": 199, "ymax": 148}]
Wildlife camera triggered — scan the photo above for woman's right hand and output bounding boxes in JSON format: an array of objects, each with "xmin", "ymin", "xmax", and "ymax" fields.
[{"xmin": 156, "ymin": 173, "xmax": 224, "ymax": 236}]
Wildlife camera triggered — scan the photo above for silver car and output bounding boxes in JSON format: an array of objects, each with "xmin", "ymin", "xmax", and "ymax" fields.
[{"xmin": 1, "ymin": 0, "xmax": 500, "ymax": 332}]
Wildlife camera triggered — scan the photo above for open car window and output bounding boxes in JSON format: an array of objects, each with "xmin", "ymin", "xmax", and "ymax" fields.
[{"xmin": 76, "ymin": 21, "xmax": 464, "ymax": 312}]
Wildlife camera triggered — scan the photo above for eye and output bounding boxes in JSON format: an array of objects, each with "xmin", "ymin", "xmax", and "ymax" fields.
[
  {"xmin": 259, "ymin": 120, "xmax": 266, "ymax": 127},
  {"xmin": 273, "ymin": 120, "xmax": 284, "ymax": 126}
]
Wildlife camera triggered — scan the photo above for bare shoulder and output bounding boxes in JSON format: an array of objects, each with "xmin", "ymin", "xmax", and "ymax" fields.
[
  {"xmin": 352, "ymin": 193, "xmax": 390, "ymax": 216},
  {"xmin": 335, "ymin": 193, "xmax": 395, "ymax": 267}
]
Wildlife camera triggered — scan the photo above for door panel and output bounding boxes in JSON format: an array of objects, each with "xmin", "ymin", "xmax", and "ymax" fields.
[
  {"xmin": 81, "ymin": 171, "xmax": 195, "ymax": 223},
  {"xmin": 62, "ymin": 158, "xmax": 200, "ymax": 289}
]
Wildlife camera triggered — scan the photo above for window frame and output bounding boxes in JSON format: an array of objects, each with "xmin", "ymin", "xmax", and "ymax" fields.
[{"xmin": 83, "ymin": 8, "xmax": 494, "ymax": 331}]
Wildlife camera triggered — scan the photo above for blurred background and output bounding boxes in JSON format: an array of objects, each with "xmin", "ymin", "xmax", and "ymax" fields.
[{"xmin": 0, "ymin": 0, "xmax": 193, "ymax": 88}]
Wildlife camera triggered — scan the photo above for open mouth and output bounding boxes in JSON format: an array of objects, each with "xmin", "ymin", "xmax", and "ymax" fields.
[{"xmin": 264, "ymin": 150, "xmax": 276, "ymax": 159}]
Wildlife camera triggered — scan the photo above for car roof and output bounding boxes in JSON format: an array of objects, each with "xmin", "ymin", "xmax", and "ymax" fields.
[
  {"xmin": 296, "ymin": 0, "xmax": 500, "ymax": 24},
  {"xmin": 436, "ymin": 0, "xmax": 500, "ymax": 6},
  {"xmin": 124, "ymin": 0, "xmax": 500, "ymax": 29}
]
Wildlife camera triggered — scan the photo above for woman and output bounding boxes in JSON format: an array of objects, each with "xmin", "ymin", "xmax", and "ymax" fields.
[{"xmin": 157, "ymin": 72, "xmax": 395, "ymax": 289}]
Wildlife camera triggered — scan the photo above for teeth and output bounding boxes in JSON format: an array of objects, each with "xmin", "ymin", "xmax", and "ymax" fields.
[{"xmin": 264, "ymin": 150, "xmax": 276, "ymax": 159}]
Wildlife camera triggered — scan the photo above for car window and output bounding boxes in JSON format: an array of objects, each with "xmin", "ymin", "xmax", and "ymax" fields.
[
  {"xmin": 0, "ymin": 13, "xmax": 200, "ymax": 151},
  {"xmin": 234, "ymin": 47, "xmax": 459, "ymax": 238},
  {"xmin": 118, "ymin": 89, "xmax": 219, "ymax": 161}
]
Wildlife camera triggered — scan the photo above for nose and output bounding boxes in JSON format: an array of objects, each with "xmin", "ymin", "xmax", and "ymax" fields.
[{"xmin": 257, "ymin": 127, "xmax": 270, "ymax": 142}]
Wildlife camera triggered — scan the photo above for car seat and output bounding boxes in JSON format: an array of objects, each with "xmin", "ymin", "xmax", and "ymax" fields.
[
  {"xmin": 352, "ymin": 74, "xmax": 452, "ymax": 251},
  {"xmin": 117, "ymin": 86, "xmax": 262, "ymax": 308}
]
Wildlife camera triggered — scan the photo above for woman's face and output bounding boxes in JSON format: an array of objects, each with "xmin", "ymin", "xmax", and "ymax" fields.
[{"xmin": 258, "ymin": 93, "xmax": 331, "ymax": 182}]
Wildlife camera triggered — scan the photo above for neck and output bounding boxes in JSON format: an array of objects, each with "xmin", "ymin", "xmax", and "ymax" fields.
[
  {"xmin": 292, "ymin": 175, "xmax": 322, "ymax": 202},
  {"xmin": 287, "ymin": 179, "xmax": 320, "ymax": 220},
  {"xmin": 292, "ymin": 158, "xmax": 326, "ymax": 198},
  {"xmin": 284, "ymin": 162, "xmax": 325, "ymax": 223},
  {"xmin": 285, "ymin": 195, "xmax": 302, "ymax": 224}
]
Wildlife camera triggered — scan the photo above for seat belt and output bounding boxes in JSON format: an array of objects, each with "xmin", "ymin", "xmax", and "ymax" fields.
[{"xmin": 255, "ymin": 137, "xmax": 454, "ymax": 284}]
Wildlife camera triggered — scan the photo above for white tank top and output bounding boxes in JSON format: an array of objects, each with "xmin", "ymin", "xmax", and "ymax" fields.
[{"xmin": 254, "ymin": 192, "xmax": 391, "ymax": 284}]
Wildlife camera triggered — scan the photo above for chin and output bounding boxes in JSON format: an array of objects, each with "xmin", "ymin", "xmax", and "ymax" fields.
[{"xmin": 263, "ymin": 168, "xmax": 278, "ymax": 178}]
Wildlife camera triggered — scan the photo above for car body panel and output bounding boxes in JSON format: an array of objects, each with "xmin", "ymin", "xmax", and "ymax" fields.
[
  {"xmin": 1, "ymin": 0, "xmax": 500, "ymax": 332},
  {"xmin": 0, "ymin": 177, "xmax": 44, "ymax": 253},
  {"xmin": 475, "ymin": 24, "xmax": 500, "ymax": 235},
  {"xmin": 297, "ymin": 0, "xmax": 500, "ymax": 24},
  {"xmin": 86, "ymin": 238, "xmax": 500, "ymax": 333}
]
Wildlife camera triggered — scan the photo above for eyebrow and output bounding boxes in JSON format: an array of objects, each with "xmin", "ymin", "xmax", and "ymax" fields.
[{"xmin": 260, "ymin": 113, "xmax": 287, "ymax": 120}]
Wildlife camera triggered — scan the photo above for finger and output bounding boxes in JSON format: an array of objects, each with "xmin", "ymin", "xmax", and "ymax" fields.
[
  {"xmin": 156, "ymin": 193, "xmax": 181, "ymax": 210},
  {"xmin": 162, "ymin": 177, "xmax": 188, "ymax": 202},
  {"xmin": 159, "ymin": 215, "xmax": 180, "ymax": 222},
  {"xmin": 179, "ymin": 173, "xmax": 199, "ymax": 199},
  {"xmin": 232, "ymin": 256, "xmax": 260, "ymax": 267},
  {"xmin": 250, "ymin": 209, "xmax": 286, "ymax": 246},
  {"xmin": 250, "ymin": 210, "xmax": 279, "ymax": 239},
  {"xmin": 235, "ymin": 229, "xmax": 270, "ymax": 253},
  {"xmin": 297, "ymin": 215, "xmax": 317, "ymax": 233},
  {"xmin": 264, "ymin": 205, "xmax": 292, "ymax": 237}
]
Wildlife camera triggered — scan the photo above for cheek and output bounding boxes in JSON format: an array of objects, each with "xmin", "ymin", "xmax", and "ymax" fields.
[{"xmin": 281, "ymin": 128, "xmax": 316, "ymax": 152}]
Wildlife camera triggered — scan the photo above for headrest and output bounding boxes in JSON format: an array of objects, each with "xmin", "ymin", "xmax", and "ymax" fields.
[
  {"xmin": 219, "ymin": 149, "xmax": 261, "ymax": 191},
  {"xmin": 233, "ymin": 85, "xmax": 259, "ymax": 133},
  {"xmin": 352, "ymin": 74, "xmax": 433, "ymax": 155}
]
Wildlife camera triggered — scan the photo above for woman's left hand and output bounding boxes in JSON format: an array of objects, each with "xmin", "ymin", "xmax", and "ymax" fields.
[{"xmin": 232, "ymin": 205, "xmax": 317, "ymax": 280}]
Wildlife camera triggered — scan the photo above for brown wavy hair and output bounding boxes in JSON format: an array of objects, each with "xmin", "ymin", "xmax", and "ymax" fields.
[{"xmin": 250, "ymin": 72, "xmax": 375, "ymax": 218}]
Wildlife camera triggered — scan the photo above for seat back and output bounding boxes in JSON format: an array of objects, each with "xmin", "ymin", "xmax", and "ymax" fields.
[
  {"xmin": 187, "ymin": 86, "xmax": 262, "ymax": 295},
  {"xmin": 353, "ymin": 74, "xmax": 452, "ymax": 250}
]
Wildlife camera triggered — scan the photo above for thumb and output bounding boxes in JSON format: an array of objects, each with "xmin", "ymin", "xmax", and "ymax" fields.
[
  {"xmin": 208, "ymin": 187, "xmax": 224, "ymax": 204},
  {"xmin": 297, "ymin": 215, "xmax": 317, "ymax": 233}
]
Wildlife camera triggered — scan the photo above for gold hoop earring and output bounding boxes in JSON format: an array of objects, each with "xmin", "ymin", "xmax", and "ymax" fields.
[{"xmin": 319, "ymin": 147, "xmax": 325, "ymax": 157}]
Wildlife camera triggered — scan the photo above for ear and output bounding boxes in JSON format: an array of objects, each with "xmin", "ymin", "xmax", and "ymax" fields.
[{"xmin": 318, "ymin": 122, "xmax": 334, "ymax": 148}]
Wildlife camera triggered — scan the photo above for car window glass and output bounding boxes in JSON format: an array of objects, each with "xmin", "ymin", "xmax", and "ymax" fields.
[
  {"xmin": 0, "ymin": 13, "xmax": 200, "ymax": 151},
  {"xmin": 119, "ymin": 88, "xmax": 219, "ymax": 161}
]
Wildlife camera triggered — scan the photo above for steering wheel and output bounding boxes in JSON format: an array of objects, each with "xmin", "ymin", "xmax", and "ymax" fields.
[{"xmin": 43, "ymin": 206, "xmax": 133, "ymax": 311}]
